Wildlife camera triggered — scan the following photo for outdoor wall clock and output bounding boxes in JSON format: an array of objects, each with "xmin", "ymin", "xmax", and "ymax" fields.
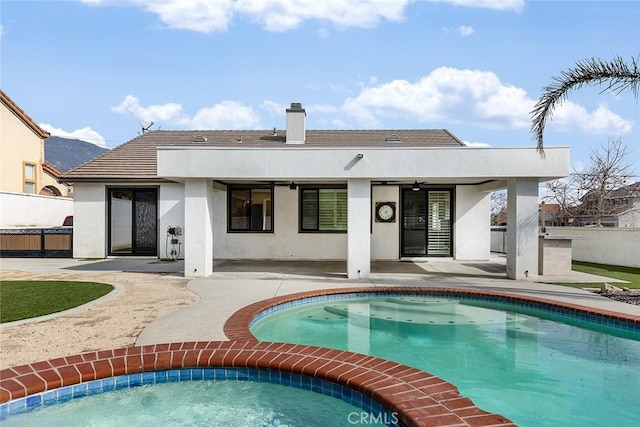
[{"xmin": 375, "ymin": 202, "xmax": 396, "ymax": 223}]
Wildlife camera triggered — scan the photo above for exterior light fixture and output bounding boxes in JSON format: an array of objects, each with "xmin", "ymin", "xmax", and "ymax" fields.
[
  {"xmin": 289, "ymin": 182, "xmax": 297, "ymax": 190},
  {"xmin": 412, "ymin": 181, "xmax": 421, "ymax": 192}
]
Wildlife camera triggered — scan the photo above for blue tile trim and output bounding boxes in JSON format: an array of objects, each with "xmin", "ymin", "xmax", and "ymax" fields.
[
  {"xmin": 0, "ymin": 368, "xmax": 402, "ymax": 426},
  {"xmin": 249, "ymin": 291, "xmax": 640, "ymax": 336}
]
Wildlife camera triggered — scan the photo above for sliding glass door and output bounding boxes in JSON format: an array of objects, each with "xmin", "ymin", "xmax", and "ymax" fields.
[
  {"xmin": 401, "ymin": 188, "xmax": 452, "ymax": 257},
  {"xmin": 108, "ymin": 188, "xmax": 157, "ymax": 255}
]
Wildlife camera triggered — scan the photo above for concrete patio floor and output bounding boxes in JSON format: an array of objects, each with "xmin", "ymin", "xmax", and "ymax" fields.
[{"xmin": 3, "ymin": 256, "xmax": 636, "ymax": 346}]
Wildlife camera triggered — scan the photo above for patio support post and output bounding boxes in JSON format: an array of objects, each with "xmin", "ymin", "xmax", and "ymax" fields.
[
  {"xmin": 347, "ymin": 178, "xmax": 371, "ymax": 279},
  {"xmin": 506, "ymin": 178, "xmax": 539, "ymax": 280},
  {"xmin": 184, "ymin": 178, "xmax": 214, "ymax": 277}
]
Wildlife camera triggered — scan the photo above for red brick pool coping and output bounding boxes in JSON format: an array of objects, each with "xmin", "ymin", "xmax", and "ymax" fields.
[{"xmin": 1, "ymin": 341, "xmax": 514, "ymax": 427}]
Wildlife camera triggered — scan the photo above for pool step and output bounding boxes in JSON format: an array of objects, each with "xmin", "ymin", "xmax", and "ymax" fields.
[{"xmin": 323, "ymin": 300, "xmax": 527, "ymax": 328}]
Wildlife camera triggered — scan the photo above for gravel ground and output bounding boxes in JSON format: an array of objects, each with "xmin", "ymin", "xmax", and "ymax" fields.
[
  {"xmin": 598, "ymin": 291, "xmax": 640, "ymax": 305},
  {"xmin": 0, "ymin": 270, "xmax": 198, "ymax": 369}
]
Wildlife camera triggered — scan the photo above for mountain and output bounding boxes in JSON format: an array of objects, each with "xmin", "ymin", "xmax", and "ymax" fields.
[{"xmin": 45, "ymin": 136, "xmax": 109, "ymax": 173}]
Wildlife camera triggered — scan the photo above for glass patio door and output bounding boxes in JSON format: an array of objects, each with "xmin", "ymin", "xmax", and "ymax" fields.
[
  {"xmin": 108, "ymin": 188, "xmax": 157, "ymax": 255},
  {"xmin": 401, "ymin": 188, "xmax": 452, "ymax": 257}
]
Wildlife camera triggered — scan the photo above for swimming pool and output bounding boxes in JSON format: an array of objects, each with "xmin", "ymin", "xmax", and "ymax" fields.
[
  {"xmin": 248, "ymin": 291, "xmax": 640, "ymax": 427},
  {"xmin": 1, "ymin": 368, "xmax": 392, "ymax": 426},
  {"xmin": 1, "ymin": 341, "xmax": 511, "ymax": 426}
]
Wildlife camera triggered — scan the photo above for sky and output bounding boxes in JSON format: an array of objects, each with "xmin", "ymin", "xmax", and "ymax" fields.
[{"xmin": 1, "ymin": 0, "xmax": 639, "ymax": 175}]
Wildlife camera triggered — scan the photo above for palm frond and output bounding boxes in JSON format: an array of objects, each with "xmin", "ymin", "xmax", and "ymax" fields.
[{"xmin": 530, "ymin": 55, "xmax": 640, "ymax": 154}]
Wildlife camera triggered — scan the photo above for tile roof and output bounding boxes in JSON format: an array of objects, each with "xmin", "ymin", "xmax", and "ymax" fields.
[
  {"xmin": 41, "ymin": 162, "xmax": 63, "ymax": 178},
  {"xmin": 61, "ymin": 129, "xmax": 465, "ymax": 181}
]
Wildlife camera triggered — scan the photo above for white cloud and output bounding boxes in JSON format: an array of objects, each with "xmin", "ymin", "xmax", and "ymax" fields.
[
  {"xmin": 189, "ymin": 101, "xmax": 260, "ymax": 129},
  {"xmin": 40, "ymin": 123, "xmax": 107, "ymax": 147},
  {"xmin": 81, "ymin": 0, "xmax": 411, "ymax": 33},
  {"xmin": 443, "ymin": 25, "xmax": 475, "ymax": 37},
  {"xmin": 111, "ymin": 95, "xmax": 260, "ymax": 129},
  {"xmin": 550, "ymin": 102, "xmax": 634, "ymax": 135},
  {"xmin": 235, "ymin": 0, "xmax": 411, "ymax": 32},
  {"xmin": 430, "ymin": 0, "xmax": 524, "ymax": 12},
  {"xmin": 80, "ymin": 0, "xmax": 524, "ymax": 33},
  {"xmin": 341, "ymin": 67, "xmax": 635, "ymax": 136},
  {"xmin": 260, "ymin": 100, "xmax": 286, "ymax": 116},
  {"xmin": 343, "ymin": 66, "xmax": 534, "ymax": 129},
  {"xmin": 111, "ymin": 95, "xmax": 185, "ymax": 122},
  {"xmin": 458, "ymin": 25, "xmax": 474, "ymax": 37}
]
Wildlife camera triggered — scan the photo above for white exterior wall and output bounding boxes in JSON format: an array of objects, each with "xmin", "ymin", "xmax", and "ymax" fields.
[
  {"xmin": 158, "ymin": 146, "xmax": 569, "ymax": 182},
  {"xmin": 158, "ymin": 183, "xmax": 185, "ymax": 259},
  {"xmin": 73, "ymin": 182, "xmax": 181, "ymax": 259},
  {"xmin": 545, "ymin": 226, "xmax": 640, "ymax": 268},
  {"xmin": 73, "ymin": 183, "xmax": 107, "ymax": 258},
  {"xmin": 210, "ymin": 183, "xmax": 486, "ymax": 263},
  {"xmin": 454, "ymin": 186, "xmax": 490, "ymax": 260},
  {"xmin": 371, "ymin": 185, "xmax": 400, "ymax": 260},
  {"xmin": 213, "ymin": 185, "xmax": 347, "ymax": 260},
  {"xmin": 0, "ymin": 191, "xmax": 73, "ymax": 227}
]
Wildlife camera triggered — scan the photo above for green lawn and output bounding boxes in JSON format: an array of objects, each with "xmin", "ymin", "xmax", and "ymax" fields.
[
  {"xmin": 0, "ymin": 281, "xmax": 113, "ymax": 323},
  {"xmin": 560, "ymin": 261, "xmax": 640, "ymax": 289}
]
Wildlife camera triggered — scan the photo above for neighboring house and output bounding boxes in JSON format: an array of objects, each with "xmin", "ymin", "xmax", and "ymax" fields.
[
  {"xmin": 539, "ymin": 203, "xmax": 561, "ymax": 228},
  {"xmin": 575, "ymin": 182, "xmax": 640, "ymax": 227},
  {"xmin": 61, "ymin": 103, "xmax": 569, "ymax": 280},
  {"xmin": 41, "ymin": 162, "xmax": 73, "ymax": 197},
  {"xmin": 0, "ymin": 90, "xmax": 71, "ymax": 198},
  {"xmin": 492, "ymin": 203, "xmax": 560, "ymax": 229},
  {"xmin": 1, "ymin": 90, "xmax": 74, "ymax": 228},
  {"xmin": 0, "ymin": 89, "xmax": 52, "ymax": 195},
  {"xmin": 492, "ymin": 208, "xmax": 508, "ymax": 226}
]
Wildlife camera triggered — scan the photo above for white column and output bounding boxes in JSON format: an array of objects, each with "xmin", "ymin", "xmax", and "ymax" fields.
[
  {"xmin": 184, "ymin": 178, "xmax": 214, "ymax": 277},
  {"xmin": 454, "ymin": 185, "xmax": 491, "ymax": 260},
  {"xmin": 347, "ymin": 178, "xmax": 371, "ymax": 279},
  {"xmin": 506, "ymin": 178, "xmax": 539, "ymax": 280}
]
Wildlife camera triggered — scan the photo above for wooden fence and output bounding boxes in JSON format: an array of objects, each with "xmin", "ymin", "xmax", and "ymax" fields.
[{"xmin": 0, "ymin": 228, "xmax": 73, "ymax": 258}]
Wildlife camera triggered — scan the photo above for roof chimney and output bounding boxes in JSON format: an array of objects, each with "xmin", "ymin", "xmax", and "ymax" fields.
[{"xmin": 286, "ymin": 102, "xmax": 306, "ymax": 144}]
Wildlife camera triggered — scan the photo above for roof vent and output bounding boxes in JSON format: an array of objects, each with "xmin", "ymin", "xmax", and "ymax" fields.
[
  {"xmin": 289, "ymin": 102, "xmax": 303, "ymax": 110},
  {"xmin": 192, "ymin": 135, "xmax": 208, "ymax": 143},
  {"xmin": 385, "ymin": 134, "xmax": 401, "ymax": 143}
]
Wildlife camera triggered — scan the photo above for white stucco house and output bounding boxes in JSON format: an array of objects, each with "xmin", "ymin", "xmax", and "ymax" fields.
[{"xmin": 62, "ymin": 103, "xmax": 569, "ymax": 280}]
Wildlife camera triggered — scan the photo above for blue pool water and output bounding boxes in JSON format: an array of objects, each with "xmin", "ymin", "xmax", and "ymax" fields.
[
  {"xmin": 250, "ymin": 295, "xmax": 640, "ymax": 426},
  {"xmin": 1, "ymin": 369, "xmax": 394, "ymax": 426}
]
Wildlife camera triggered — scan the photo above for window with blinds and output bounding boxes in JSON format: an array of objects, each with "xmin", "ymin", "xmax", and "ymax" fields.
[
  {"xmin": 427, "ymin": 191, "xmax": 451, "ymax": 255},
  {"xmin": 300, "ymin": 188, "xmax": 347, "ymax": 232}
]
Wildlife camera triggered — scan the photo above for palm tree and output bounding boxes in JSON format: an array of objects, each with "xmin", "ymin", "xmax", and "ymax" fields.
[{"xmin": 530, "ymin": 55, "xmax": 640, "ymax": 154}]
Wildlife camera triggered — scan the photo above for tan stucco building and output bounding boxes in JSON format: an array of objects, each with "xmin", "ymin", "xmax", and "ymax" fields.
[{"xmin": 0, "ymin": 89, "xmax": 70, "ymax": 197}]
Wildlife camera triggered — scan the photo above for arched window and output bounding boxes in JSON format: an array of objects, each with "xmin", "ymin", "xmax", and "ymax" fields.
[{"xmin": 39, "ymin": 185, "xmax": 62, "ymax": 196}]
